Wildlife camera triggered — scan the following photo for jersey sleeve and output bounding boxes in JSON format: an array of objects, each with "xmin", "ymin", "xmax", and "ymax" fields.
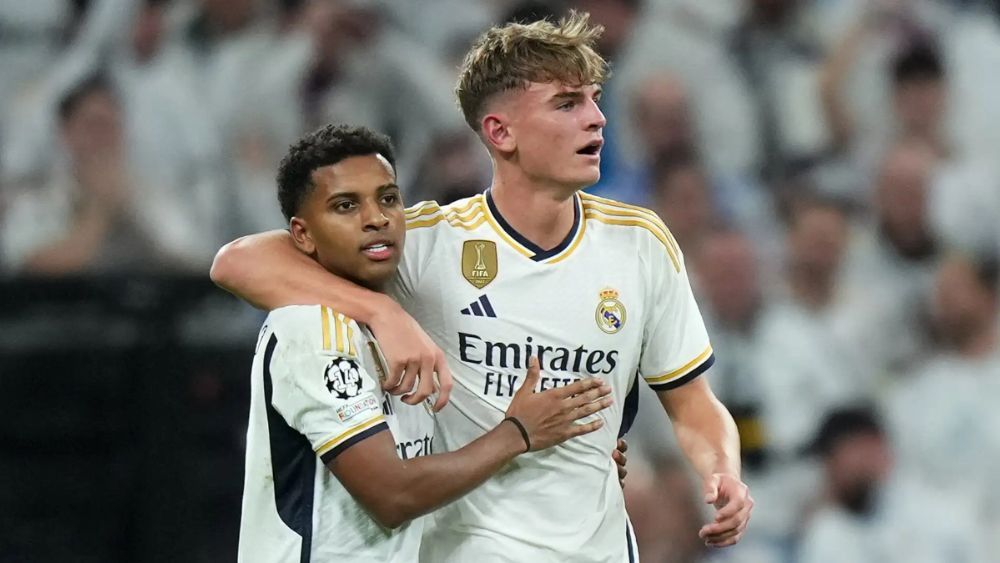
[
  {"xmin": 267, "ymin": 306, "xmax": 388, "ymax": 463},
  {"xmin": 639, "ymin": 239, "xmax": 715, "ymax": 392}
]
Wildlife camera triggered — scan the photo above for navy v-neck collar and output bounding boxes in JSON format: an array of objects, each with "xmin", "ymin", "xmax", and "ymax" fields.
[{"xmin": 484, "ymin": 189, "xmax": 581, "ymax": 262}]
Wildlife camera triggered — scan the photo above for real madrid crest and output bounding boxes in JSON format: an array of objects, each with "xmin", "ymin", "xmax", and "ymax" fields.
[
  {"xmin": 462, "ymin": 240, "xmax": 497, "ymax": 289},
  {"xmin": 595, "ymin": 288, "xmax": 626, "ymax": 334}
]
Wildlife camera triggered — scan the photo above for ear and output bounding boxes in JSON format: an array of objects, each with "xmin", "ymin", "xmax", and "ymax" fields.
[
  {"xmin": 289, "ymin": 217, "xmax": 316, "ymax": 255},
  {"xmin": 481, "ymin": 113, "xmax": 516, "ymax": 153}
]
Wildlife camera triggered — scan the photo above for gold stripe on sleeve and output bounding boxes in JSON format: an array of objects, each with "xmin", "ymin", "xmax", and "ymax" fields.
[
  {"xmin": 320, "ymin": 306, "xmax": 331, "ymax": 350},
  {"xmin": 645, "ymin": 345, "xmax": 713, "ymax": 385},
  {"xmin": 314, "ymin": 416, "xmax": 387, "ymax": 456},
  {"xmin": 334, "ymin": 313, "xmax": 345, "ymax": 354}
]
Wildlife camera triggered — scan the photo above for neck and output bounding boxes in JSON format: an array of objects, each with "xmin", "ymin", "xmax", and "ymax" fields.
[{"xmin": 489, "ymin": 163, "xmax": 580, "ymax": 251}]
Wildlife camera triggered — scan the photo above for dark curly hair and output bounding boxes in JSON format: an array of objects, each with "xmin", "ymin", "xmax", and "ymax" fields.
[{"xmin": 276, "ymin": 124, "xmax": 396, "ymax": 221}]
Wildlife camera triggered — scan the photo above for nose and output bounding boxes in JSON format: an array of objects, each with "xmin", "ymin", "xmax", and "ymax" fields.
[
  {"xmin": 587, "ymin": 98, "xmax": 607, "ymax": 131},
  {"xmin": 361, "ymin": 201, "xmax": 390, "ymax": 231}
]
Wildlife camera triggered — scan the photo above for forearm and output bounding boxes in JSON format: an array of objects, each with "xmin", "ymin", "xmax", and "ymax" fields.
[
  {"xmin": 210, "ymin": 230, "xmax": 390, "ymax": 318},
  {"xmin": 386, "ymin": 422, "xmax": 524, "ymax": 525},
  {"xmin": 660, "ymin": 381, "xmax": 741, "ymax": 480}
]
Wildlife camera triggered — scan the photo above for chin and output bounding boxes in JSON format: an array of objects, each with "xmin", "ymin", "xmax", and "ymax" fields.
[{"xmin": 356, "ymin": 263, "xmax": 398, "ymax": 291}]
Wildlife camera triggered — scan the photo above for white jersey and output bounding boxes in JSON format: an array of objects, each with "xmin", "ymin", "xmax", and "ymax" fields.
[
  {"xmin": 392, "ymin": 190, "xmax": 714, "ymax": 562},
  {"xmin": 238, "ymin": 305, "xmax": 436, "ymax": 563}
]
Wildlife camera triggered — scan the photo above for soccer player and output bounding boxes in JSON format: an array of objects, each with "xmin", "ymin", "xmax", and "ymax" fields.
[
  {"xmin": 238, "ymin": 124, "xmax": 614, "ymax": 562},
  {"xmin": 214, "ymin": 12, "xmax": 753, "ymax": 560}
]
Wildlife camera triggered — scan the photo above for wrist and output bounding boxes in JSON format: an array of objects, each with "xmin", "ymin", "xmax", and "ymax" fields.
[
  {"xmin": 494, "ymin": 419, "xmax": 529, "ymax": 457},
  {"xmin": 363, "ymin": 291, "xmax": 400, "ymax": 325}
]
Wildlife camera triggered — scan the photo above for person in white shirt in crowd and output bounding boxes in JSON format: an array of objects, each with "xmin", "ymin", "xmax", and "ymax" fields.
[
  {"xmin": 602, "ymin": 0, "xmax": 761, "ymax": 180},
  {"xmin": 886, "ymin": 253, "xmax": 1000, "ymax": 551},
  {"xmin": 693, "ymin": 228, "xmax": 816, "ymax": 563},
  {"xmin": 798, "ymin": 406, "xmax": 986, "ymax": 563},
  {"xmin": 841, "ymin": 139, "xmax": 940, "ymax": 376},
  {"xmin": 1, "ymin": 75, "xmax": 189, "ymax": 274},
  {"xmin": 754, "ymin": 196, "xmax": 876, "ymax": 458},
  {"xmin": 2, "ymin": 0, "xmax": 231, "ymax": 268},
  {"xmin": 623, "ymin": 453, "xmax": 708, "ymax": 563},
  {"xmin": 590, "ymin": 71, "xmax": 781, "ymax": 270}
]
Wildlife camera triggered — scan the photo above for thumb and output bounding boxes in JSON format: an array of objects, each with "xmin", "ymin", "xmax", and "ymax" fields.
[
  {"xmin": 703, "ymin": 474, "xmax": 721, "ymax": 504},
  {"xmin": 518, "ymin": 356, "xmax": 540, "ymax": 396}
]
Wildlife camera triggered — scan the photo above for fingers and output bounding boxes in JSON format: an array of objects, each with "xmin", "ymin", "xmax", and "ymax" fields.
[
  {"xmin": 385, "ymin": 358, "xmax": 417, "ymax": 394},
  {"xmin": 612, "ymin": 449, "xmax": 627, "ymax": 468},
  {"xmin": 568, "ymin": 395, "xmax": 613, "ymax": 420},
  {"xmin": 402, "ymin": 355, "xmax": 436, "ymax": 405},
  {"xmin": 556, "ymin": 376, "xmax": 604, "ymax": 398},
  {"xmin": 701, "ymin": 518, "xmax": 749, "ymax": 547},
  {"xmin": 431, "ymin": 353, "xmax": 453, "ymax": 412},
  {"xmin": 384, "ymin": 359, "xmax": 405, "ymax": 390},
  {"xmin": 616, "ymin": 438, "xmax": 628, "ymax": 454},
  {"xmin": 700, "ymin": 496, "xmax": 753, "ymax": 546},
  {"xmin": 703, "ymin": 474, "xmax": 721, "ymax": 505},
  {"xmin": 566, "ymin": 383, "xmax": 612, "ymax": 409},
  {"xmin": 713, "ymin": 493, "xmax": 743, "ymax": 522},
  {"xmin": 516, "ymin": 357, "xmax": 541, "ymax": 397},
  {"xmin": 701, "ymin": 502, "xmax": 750, "ymax": 537},
  {"xmin": 566, "ymin": 419, "xmax": 605, "ymax": 437}
]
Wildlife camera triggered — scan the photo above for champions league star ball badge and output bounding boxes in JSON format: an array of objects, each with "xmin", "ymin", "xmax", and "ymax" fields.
[
  {"xmin": 595, "ymin": 288, "xmax": 626, "ymax": 334},
  {"xmin": 325, "ymin": 358, "xmax": 364, "ymax": 399}
]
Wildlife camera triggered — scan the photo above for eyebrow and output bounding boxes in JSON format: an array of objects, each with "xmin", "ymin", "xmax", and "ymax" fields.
[
  {"xmin": 325, "ymin": 183, "xmax": 400, "ymax": 203},
  {"xmin": 550, "ymin": 87, "xmax": 603, "ymax": 102}
]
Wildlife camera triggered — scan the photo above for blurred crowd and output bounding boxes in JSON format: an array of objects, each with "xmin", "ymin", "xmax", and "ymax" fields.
[{"xmin": 3, "ymin": 0, "xmax": 1000, "ymax": 561}]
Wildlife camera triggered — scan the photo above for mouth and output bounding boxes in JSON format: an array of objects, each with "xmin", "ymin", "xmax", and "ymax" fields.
[
  {"xmin": 360, "ymin": 240, "xmax": 396, "ymax": 261},
  {"xmin": 576, "ymin": 139, "xmax": 603, "ymax": 158}
]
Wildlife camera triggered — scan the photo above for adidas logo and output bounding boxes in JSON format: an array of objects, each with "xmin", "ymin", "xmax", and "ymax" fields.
[{"xmin": 460, "ymin": 295, "xmax": 497, "ymax": 318}]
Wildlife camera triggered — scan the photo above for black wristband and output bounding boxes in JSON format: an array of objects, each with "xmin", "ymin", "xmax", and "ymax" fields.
[{"xmin": 502, "ymin": 416, "xmax": 531, "ymax": 452}]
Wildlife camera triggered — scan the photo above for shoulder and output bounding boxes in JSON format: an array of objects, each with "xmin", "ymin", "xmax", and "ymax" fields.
[
  {"xmin": 404, "ymin": 194, "xmax": 488, "ymax": 233},
  {"xmin": 579, "ymin": 192, "xmax": 681, "ymax": 272},
  {"xmin": 266, "ymin": 305, "xmax": 363, "ymax": 358}
]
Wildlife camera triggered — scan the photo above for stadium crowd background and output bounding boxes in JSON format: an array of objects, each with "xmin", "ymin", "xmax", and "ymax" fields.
[{"xmin": 2, "ymin": 0, "xmax": 1000, "ymax": 561}]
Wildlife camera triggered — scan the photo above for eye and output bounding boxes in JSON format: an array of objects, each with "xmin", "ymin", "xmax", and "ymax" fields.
[
  {"xmin": 381, "ymin": 193, "xmax": 400, "ymax": 206},
  {"xmin": 333, "ymin": 200, "xmax": 357, "ymax": 212},
  {"xmin": 558, "ymin": 100, "xmax": 576, "ymax": 111}
]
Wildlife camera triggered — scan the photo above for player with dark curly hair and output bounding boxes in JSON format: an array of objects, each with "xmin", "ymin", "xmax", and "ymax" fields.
[{"xmin": 236, "ymin": 123, "xmax": 614, "ymax": 563}]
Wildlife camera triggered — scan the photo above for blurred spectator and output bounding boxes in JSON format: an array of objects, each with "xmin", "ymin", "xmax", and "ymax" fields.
[
  {"xmin": 624, "ymin": 454, "xmax": 706, "ymax": 563},
  {"xmin": 842, "ymin": 140, "xmax": 940, "ymax": 375},
  {"xmin": 819, "ymin": 22, "xmax": 952, "ymax": 190},
  {"xmin": 650, "ymin": 153, "xmax": 718, "ymax": 259},
  {"xmin": 409, "ymin": 131, "xmax": 491, "ymax": 204},
  {"xmin": 589, "ymin": 72, "xmax": 695, "ymax": 205},
  {"xmin": 695, "ymin": 228, "xmax": 819, "ymax": 562},
  {"xmin": 1, "ymin": 76, "xmax": 186, "ymax": 274},
  {"xmin": 693, "ymin": 230, "xmax": 764, "ymax": 464},
  {"xmin": 0, "ymin": 2, "xmax": 71, "ymax": 110},
  {"xmin": 753, "ymin": 197, "xmax": 875, "ymax": 457},
  {"xmin": 886, "ymin": 254, "xmax": 1000, "ymax": 547},
  {"xmin": 292, "ymin": 0, "xmax": 464, "ymax": 182},
  {"xmin": 591, "ymin": 71, "xmax": 779, "ymax": 267},
  {"xmin": 798, "ymin": 406, "xmax": 986, "ymax": 563},
  {"xmin": 729, "ymin": 0, "xmax": 829, "ymax": 183},
  {"xmin": 604, "ymin": 1, "xmax": 761, "ymax": 179}
]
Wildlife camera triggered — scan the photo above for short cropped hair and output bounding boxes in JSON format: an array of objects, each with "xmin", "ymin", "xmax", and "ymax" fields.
[
  {"xmin": 892, "ymin": 41, "xmax": 944, "ymax": 85},
  {"xmin": 276, "ymin": 124, "xmax": 395, "ymax": 221},
  {"xmin": 455, "ymin": 10, "xmax": 610, "ymax": 132}
]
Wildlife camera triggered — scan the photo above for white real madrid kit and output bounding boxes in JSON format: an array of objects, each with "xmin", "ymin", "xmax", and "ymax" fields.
[
  {"xmin": 392, "ymin": 190, "xmax": 714, "ymax": 563},
  {"xmin": 238, "ymin": 305, "xmax": 435, "ymax": 562}
]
